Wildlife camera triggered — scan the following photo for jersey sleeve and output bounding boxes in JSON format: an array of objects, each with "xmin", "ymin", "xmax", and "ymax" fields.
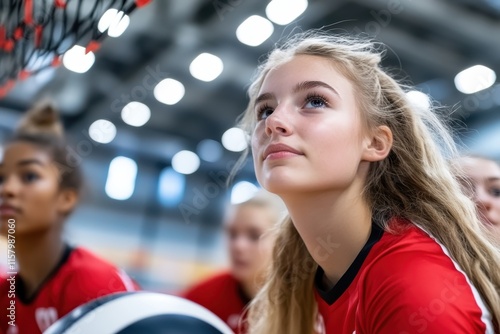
[
  {"xmin": 357, "ymin": 252, "xmax": 491, "ymax": 334},
  {"xmin": 180, "ymin": 279, "xmax": 212, "ymax": 307},
  {"xmin": 60, "ymin": 266, "xmax": 139, "ymax": 315}
]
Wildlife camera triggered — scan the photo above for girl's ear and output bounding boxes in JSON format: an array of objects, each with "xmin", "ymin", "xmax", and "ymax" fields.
[
  {"xmin": 362, "ymin": 125, "xmax": 393, "ymax": 162},
  {"xmin": 56, "ymin": 189, "xmax": 79, "ymax": 215}
]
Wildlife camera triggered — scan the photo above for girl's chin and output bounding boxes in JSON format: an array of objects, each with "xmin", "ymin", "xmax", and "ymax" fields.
[{"xmin": 231, "ymin": 268, "xmax": 253, "ymax": 280}]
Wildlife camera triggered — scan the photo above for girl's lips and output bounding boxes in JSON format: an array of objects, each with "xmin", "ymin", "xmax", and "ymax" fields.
[
  {"xmin": 263, "ymin": 143, "xmax": 302, "ymax": 160},
  {"xmin": 0, "ymin": 205, "xmax": 20, "ymax": 218}
]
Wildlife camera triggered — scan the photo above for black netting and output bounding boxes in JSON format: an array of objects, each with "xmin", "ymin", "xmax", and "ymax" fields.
[{"xmin": 0, "ymin": 0, "xmax": 150, "ymax": 95}]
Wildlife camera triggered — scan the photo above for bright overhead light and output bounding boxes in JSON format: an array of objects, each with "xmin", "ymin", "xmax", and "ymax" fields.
[
  {"xmin": 63, "ymin": 45, "xmax": 95, "ymax": 73},
  {"xmin": 266, "ymin": 0, "xmax": 308, "ymax": 25},
  {"xmin": 197, "ymin": 139, "xmax": 223, "ymax": 162},
  {"xmin": 172, "ymin": 150, "xmax": 200, "ymax": 175},
  {"xmin": 98, "ymin": 9, "xmax": 130, "ymax": 37},
  {"xmin": 189, "ymin": 53, "xmax": 224, "ymax": 82},
  {"xmin": 231, "ymin": 181, "xmax": 259, "ymax": 205},
  {"xmin": 121, "ymin": 101, "xmax": 151, "ymax": 127},
  {"xmin": 406, "ymin": 90, "xmax": 431, "ymax": 111},
  {"xmin": 154, "ymin": 78, "xmax": 185, "ymax": 105},
  {"xmin": 221, "ymin": 128, "xmax": 248, "ymax": 152},
  {"xmin": 89, "ymin": 119, "xmax": 116, "ymax": 144},
  {"xmin": 105, "ymin": 156, "xmax": 137, "ymax": 200},
  {"xmin": 454, "ymin": 65, "xmax": 496, "ymax": 94},
  {"xmin": 236, "ymin": 15, "xmax": 274, "ymax": 47}
]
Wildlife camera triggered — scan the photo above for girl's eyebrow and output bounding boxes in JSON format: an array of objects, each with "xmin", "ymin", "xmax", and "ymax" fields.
[
  {"xmin": 0, "ymin": 158, "xmax": 45, "ymax": 168},
  {"xmin": 486, "ymin": 177, "xmax": 500, "ymax": 182},
  {"xmin": 18, "ymin": 159, "xmax": 46, "ymax": 167},
  {"xmin": 293, "ymin": 80, "xmax": 340, "ymax": 98},
  {"xmin": 255, "ymin": 92, "xmax": 274, "ymax": 105},
  {"xmin": 255, "ymin": 80, "xmax": 341, "ymax": 105}
]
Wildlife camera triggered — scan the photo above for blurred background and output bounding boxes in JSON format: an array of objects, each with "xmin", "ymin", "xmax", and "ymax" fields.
[{"xmin": 0, "ymin": 0, "xmax": 499, "ymax": 292}]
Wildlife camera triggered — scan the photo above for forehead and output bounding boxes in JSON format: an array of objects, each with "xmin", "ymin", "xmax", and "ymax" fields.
[
  {"xmin": 461, "ymin": 157, "xmax": 500, "ymax": 180},
  {"xmin": 258, "ymin": 55, "xmax": 352, "ymax": 95},
  {"xmin": 225, "ymin": 204, "xmax": 275, "ymax": 226},
  {"xmin": 0, "ymin": 141, "xmax": 52, "ymax": 167}
]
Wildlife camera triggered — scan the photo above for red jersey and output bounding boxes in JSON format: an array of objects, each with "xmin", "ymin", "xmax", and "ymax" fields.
[
  {"xmin": 314, "ymin": 219, "xmax": 495, "ymax": 334},
  {"xmin": 0, "ymin": 246, "xmax": 139, "ymax": 334},
  {"xmin": 182, "ymin": 272, "xmax": 250, "ymax": 334}
]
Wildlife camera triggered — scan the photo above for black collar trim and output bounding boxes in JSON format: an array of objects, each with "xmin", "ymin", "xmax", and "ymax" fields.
[
  {"xmin": 314, "ymin": 222, "xmax": 384, "ymax": 305},
  {"xmin": 16, "ymin": 244, "xmax": 74, "ymax": 304}
]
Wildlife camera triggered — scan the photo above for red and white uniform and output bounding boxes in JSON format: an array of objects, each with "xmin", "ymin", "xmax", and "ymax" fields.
[
  {"xmin": 0, "ymin": 246, "xmax": 139, "ymax": 334},
  {"xmin": 314, "ymin": 218, "xmax": 495, "ymax": 334},
  {"xmin": 182, "ymin": 272, "xmax": 250, "ymax": 334}
]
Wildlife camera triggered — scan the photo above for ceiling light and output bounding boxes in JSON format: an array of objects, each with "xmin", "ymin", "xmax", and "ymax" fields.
[
  {"xmin": 121, "ymin": 101, "xmax": 151, "ymax": 127},
  {"xmin": 154, "ymin": 78, "xmax": 185, "ymax": 105},
  {"xmin": 63, "ymin": 45, "xmax": 95, "ymax": 73},
  {"xmin": 197, "ymin": 139, "xmax": 223, "ymax": 162},
  {"xmin": 158, "ymin": 167, "xmax": 185, "ymax": 207},
  {"xmin": 172, "ymin": 150, "xmax": 200, "ymax": 175},
  {"xmin": 105, "ymin": 156, "xmax": 137, "ymax": 200},
  {"xmin": 266, "ymin": 0, "xmax": 308, "ymax": 25},
  {"xmin": 236, "ymin": 15, "xmax": 274, "ymax": 47},
  {"xmin": 406, "ymin": 90, "xmax": 431, "ymax": 111},
  {"xmin": 454, "ymin": 65, "xmax": 496, "ymax": 94},
  {"xmin": 89, "ymin": 119, "xmax": 116, "ymax": 144},
  {"xmin": 98, "ymin": 9, "xmax": 130, "ymax": 37},
  {"xmin": 189, "ymin": 53, "xmax": 224, "ymax": 82},
  {"xmin": 222, "ymin": 128, "xmax": 248, "ymax": 152},
  {"xmin": 231, "ymin": 181, "xmax": 259, "ymax": 204}
]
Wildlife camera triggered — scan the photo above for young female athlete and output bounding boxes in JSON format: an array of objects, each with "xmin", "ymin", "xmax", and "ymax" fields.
[
  {"xmin": 458, "ymin": 156, "xmax": 500, "ymax": 242},
  {"xmin": 236, "ymin": 32, "xmax": 500, "ymax": 333},
  {"xmin": 0, "ymin": 103, "xmax": 138, "ymax": 334},
  {"xmin": 182, "ymin": 191, "xmax": 284, "ymax": 334}
]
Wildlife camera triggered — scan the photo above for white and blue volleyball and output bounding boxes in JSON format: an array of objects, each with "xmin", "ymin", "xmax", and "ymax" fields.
[{"xmin": 44, "ymin": 292, "xmax": 235, "ymax": 334}]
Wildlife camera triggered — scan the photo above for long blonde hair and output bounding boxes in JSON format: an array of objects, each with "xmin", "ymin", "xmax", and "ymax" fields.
[{"xmin": 237, "ymin": 31, "xmax": 500, "ymax": 333}]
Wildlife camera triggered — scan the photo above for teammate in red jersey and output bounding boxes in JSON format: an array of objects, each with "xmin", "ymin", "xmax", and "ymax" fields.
[
  {"xmin": 182, "ymin": 191, "xmax": 284, "ymax": 334},
  {"xmin": 0, "ymin": 102, "xmax": 139, "ymax": 334},
  {"xmin": 234, "ymin": 31, "xmax": 500, "ymax": 333}
]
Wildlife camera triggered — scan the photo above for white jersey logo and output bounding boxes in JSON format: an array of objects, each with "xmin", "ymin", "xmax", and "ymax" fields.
[
  {"xmin": 227, "ymin": 313, "xmax": 240, "ymax": 329},
  {"xmin": 314, "ymin": 313, "xmax": 326, "ymax": 334},
  {"xmin": 6, "ymin": 325, "xmax": 18, "ymax": 334},
  {"xmin": 35, "ymin": 307, "xmax": 58, "ymax": 332}
]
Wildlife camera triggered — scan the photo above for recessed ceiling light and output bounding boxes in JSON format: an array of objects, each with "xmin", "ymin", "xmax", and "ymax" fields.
[
  {"xmin": 154, "ymin": 78, "xmax": 185, "ymax": 105},
  {"xmin": 406, "ymin": 90, "xmax": 431, "ymax": 111},
  {"xmin": 63, "ymin": 45, "xmax": 95, "ymax": 73},
  {"xmin": 454, "ymin": 65, "xmax": 496, "ymax": 94},
  {"xmin": 89, "ymin": 119, "xmax": 116, "ymax": 144},
  {"xmin": 105, "ymin": 156, "xmax": 137, "ymax": 200},
  {"xmin": 172, "ymin": 150, "xmax": 201, "ymax": 175},
  {"xmin": 236, "ymin": 15, "xmax": 274, "ymax": 47},
  {"xmin": 222, "ymin": 128, "xmax": 248, "ymax": 152},
  {"xmin": 121, "ymin": 101, "xmax": 151, "ymax": 127},
  {"xmin": 266, "ymin": 0, "xmax": 308, "ymax": 25},
  {"xmin": 190, "ymin": 53, "xmax": 224, "ymax": 82}
]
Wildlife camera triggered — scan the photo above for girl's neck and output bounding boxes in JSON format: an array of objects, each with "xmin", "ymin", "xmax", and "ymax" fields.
[
  {"xmin": 281, "ymin": 185, "xmax": 373, "ymax": 288},
  {"xmin": 15, "ymin": 227, "xmax": 65, "ymax": 298},
  {"xmin": 240, "ymin": 278, "xmax": 258, "ymax": 300}
]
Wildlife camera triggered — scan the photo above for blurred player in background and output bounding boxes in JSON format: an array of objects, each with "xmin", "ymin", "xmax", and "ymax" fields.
[
  {"xmin": 458, "ymin": 156, "xmax": 500, "ymax": 242},
  {"xmin": 0, "ymin": 102, "xmax": 139, "ymax": 334},
  {"xmin": 181, "ymin": 190, "xmax": 285, "ymax": 334}
]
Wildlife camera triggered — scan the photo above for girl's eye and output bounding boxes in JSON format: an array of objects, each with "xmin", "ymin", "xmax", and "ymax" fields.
[
  {"xmin": 257, "ymin": 105, "xmax": 274, "ymax": 121},
  {"xmin": 23, "ymin": 172, "xmax": 40, "ymax": 183},
  {"xmin": 490, "ymin": 187, "xmax": 500, "ymax": 197},
  {"xmin": 249, "ymin": 232, "xmax": 261, "ymax": 242},
  {"xmin": 304, "ymin": 94, "xmax": 328, "ymax": 109}
]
